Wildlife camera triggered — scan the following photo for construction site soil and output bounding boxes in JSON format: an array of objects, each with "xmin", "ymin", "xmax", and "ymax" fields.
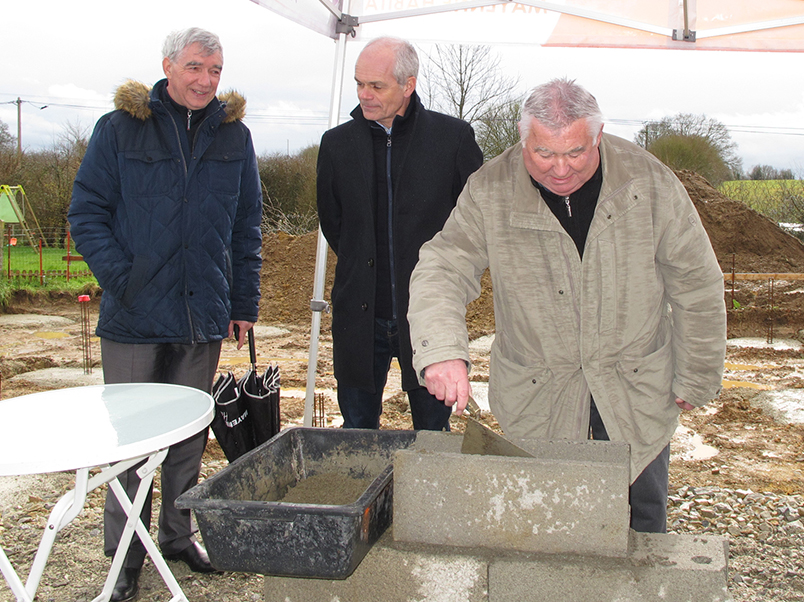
[{"xmin": 2, "ymin": 169, "xmax": 804, "ymax": 601}]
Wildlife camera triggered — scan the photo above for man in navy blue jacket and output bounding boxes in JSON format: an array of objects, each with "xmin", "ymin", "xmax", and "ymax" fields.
[
  {"xmin": 317, "ymin": 37, "xmax": 483, "ymax": 431},
  {"xmin": 68, "ymin": 27, "xmax": 262, "ymax": 601}
]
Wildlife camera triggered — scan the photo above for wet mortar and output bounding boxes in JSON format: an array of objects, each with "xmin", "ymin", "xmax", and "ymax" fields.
[{"xmin": 278, "ymin": 473, "xmax": 374, "ymax": 505}]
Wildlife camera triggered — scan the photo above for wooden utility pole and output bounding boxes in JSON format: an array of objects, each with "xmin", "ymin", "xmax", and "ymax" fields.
[
  {"xmin": 15, "ymin": 98, "xmax": 21, "ymax": 154},
  {"xmin": 8, "ymin": 98, "xmax": 48, "ymax": 153}
]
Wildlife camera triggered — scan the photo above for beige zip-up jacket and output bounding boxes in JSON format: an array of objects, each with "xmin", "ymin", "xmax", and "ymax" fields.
[{"xmin": 408, "ymin": 133, "xmax": 726, "ymax": 481}]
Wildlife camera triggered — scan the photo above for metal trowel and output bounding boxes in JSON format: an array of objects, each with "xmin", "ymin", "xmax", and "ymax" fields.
[{"xmin": 460, "ymin": 399, "xmax": 534, "ymax": 458}]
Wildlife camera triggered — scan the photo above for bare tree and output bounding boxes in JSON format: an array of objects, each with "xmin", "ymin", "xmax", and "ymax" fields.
[
  {"xmin": 474, "ymin": 97, "xmax": 523, "ymax": 160},
  {"xmin": 418, "ymin": 44, "xmax": 520, "ymax": 127},
  {"xmin": 0, "ymin": 119, "xmax": 15, "ymax": 150},
  {"xmin": 50, "ymin": 122, "xmax": 90, "ymax": 227},
  {"xmin": 749, "ymin": 164, "xmax": 795, "ymax": 180}
]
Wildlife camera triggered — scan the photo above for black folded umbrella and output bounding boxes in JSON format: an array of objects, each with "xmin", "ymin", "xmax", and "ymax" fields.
[
  {"xmin": 210, "ymin": 328, "xmax": 281, "ymax": 462},
  {"xmin": 210, "ymin": 371, "xmax": 254, "ymax": 462},
  {"xmin": 239, "ymin": 330, "xmax": 281, "ymax": 447}
]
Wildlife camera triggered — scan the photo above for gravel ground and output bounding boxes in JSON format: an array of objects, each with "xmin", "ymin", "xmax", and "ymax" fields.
[{"xmin": 668, "ymin": 486, "xmax": 804, "ymax": 601}]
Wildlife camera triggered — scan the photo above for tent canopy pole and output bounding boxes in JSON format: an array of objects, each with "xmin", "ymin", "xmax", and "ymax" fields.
[{"xmin": 303, "ymin": 5, "xmax": 350, "ymax": 427}]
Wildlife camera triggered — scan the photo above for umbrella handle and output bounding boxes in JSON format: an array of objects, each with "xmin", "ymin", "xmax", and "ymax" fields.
[{"xmin": 248, "ymin": 327, "xmax": 257, "ymax": 369}]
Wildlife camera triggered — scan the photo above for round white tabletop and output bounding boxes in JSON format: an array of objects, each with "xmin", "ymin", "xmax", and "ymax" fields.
[{"xmin": 0, "ymin": 383, "xmax": 214, "ymax": 476}]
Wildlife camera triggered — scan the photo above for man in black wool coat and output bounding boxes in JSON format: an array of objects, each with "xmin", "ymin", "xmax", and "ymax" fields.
[{"xmin": 316, "ymin": 36, "xmax": 483, "ymax": 431}]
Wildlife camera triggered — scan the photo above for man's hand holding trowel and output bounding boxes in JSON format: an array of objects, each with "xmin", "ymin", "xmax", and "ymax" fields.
[{"xmin": 423, "ymin": 359, "xmax": 472, "ymax": 416}]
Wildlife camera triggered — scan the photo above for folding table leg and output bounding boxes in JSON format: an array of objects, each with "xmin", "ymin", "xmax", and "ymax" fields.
[
  {"xmin": 0, "ymin": 543, "xmax": 32, "ymax": 602},
  {"xmin": 93, "ymin": 449, "xmax": 188, "ymax": 602},
  {"xmin": 1, "ymin": 459, "xmax": 145, "ymax": 602},
  {"xmin": 2, "ymin": 450, "xmax": 192, "ymax": 602},
  {"xmin": 22, "ymin": 468, "xmax": 90, "ymax": 598},
  {"xmin": 0, "ymin": 468, "xmax": 92, "ymax": 601}
]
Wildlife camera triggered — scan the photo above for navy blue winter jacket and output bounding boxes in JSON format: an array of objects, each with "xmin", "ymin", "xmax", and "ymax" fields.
[{"xmin": 69, "ymin": 79, "xmax": 262, "ymax": 344}]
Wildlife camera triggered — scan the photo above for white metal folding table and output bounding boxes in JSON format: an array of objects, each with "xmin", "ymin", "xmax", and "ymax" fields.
[{"xmin": 0, "ymin": 383, "xmax": 214, "ymax": 602}]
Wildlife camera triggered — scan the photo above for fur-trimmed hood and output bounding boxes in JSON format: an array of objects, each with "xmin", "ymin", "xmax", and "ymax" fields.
[{"xmin": 113, "ymin": 79, "xmax": 246, "ymax": 123}]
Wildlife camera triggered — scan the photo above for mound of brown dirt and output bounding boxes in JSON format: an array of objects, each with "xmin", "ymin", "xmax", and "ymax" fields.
[
  {"xmin": 677, "ymin": 170, "xmax": 804, "ymax": 273},
  {"xmin": 260, "ymin": 171, "xmax": 804, "ymax": 336},
  {"xmin": 260, "ymin": 231, "xmax": 334, "ymax": 329},
  {"xmin": 259, "ymin": 231, "xmax": 496, "ymax": 338}
]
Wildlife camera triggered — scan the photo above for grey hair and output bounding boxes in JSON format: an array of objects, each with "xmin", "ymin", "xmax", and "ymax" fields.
[
  {"xmin": 519, "ymin": 78, "xmax": 603, "ymax": 143},
  {"xmin": 162, "ymin": 27, "xmax": 223, "ymax": 63},
  {"xmin": 363, "ymin": 37, "xmax": 419, "ymax": 83}
]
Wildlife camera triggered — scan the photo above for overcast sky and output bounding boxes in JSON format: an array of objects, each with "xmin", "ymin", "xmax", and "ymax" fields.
[{"xmin": 4, "ymin": 0, "xmax": 804, "ymax": 175}]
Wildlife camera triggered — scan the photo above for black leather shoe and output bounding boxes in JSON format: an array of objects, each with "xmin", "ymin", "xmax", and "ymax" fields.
[
  {"xmin": 164, "ymin": 541, "xmax": 221, "ymax": 573},
  {"xmin": 110, "ymin": 567, "xmax": 140, "ymax": 602}
]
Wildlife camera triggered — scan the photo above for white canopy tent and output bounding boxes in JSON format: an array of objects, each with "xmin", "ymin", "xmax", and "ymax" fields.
[{"xmin": 249, "ymin": 0, "xmax": 804, "ymax": 426}]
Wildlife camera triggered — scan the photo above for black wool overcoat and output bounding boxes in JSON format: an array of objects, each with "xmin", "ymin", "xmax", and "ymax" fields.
[{"xmin": 316, "ymin": 94, "xmax": 483, "ymax": 391}]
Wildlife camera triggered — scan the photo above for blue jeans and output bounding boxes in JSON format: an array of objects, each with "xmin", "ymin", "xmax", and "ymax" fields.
[
  {"xmin": 590, "ymin": 397, "xmax": 670, "ymax": 533},
  {"xmin": 337, "ymin": 318, "xmax": 452, "ymax": 431}
]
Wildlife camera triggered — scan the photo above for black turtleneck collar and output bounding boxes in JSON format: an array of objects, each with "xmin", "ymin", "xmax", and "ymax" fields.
[
  {"xmin": 531, "ymin": 159, "xmax": 603, "ymax": 206},
  {"xmin": 532, "ymin": 159, "xmax": 604, "ymax": 259}
]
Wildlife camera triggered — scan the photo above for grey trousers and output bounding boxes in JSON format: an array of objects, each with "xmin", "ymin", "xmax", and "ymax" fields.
[
  {"xmin": 101, "ymin": 338, "xmax": 221, "ymax": 569},
  {"xmin": 589, "ymin": 397, "xmax": 670, "ymax": 533}
]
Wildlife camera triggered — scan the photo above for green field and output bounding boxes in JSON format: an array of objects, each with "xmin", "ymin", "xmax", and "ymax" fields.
[{"xmin": 719, "ymin": 180, "xmax": 804, "ymax": 223}]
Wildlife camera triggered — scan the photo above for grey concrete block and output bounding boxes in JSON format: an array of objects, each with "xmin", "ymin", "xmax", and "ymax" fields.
[
  {"xmin": 262, "ymin": 531, "xmax": 730, "ymax": 602},
  {"xmin": 393, "ymin": 443, "xmax": 630, "ymax": 557},
  {"xmin": 489, "ymin": 531, "xmax": 731, "ymax": 602},
  {"xmin": 516, "ymin": 437, "xmax": 630, "ymax": 467},
  {"xmin": 262, "ymin": 532, "xmax": 488, "ymax": 602},
  {"xmin": 412, "ymin": 430, "xmax": 464, "ymax": 453}
]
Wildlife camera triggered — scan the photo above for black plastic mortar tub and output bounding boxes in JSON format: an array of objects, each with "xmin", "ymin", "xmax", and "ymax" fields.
[{"xmin": 176, "ymin": 426, "xmax": 417, "ymax": 579}]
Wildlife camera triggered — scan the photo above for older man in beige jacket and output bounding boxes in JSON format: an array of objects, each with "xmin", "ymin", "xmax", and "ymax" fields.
[{"xmin": 408, "ymin": 78, "xmax": 726, "ymax": 533}]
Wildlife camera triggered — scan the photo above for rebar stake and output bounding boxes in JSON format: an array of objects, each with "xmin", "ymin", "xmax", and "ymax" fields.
[
  {"xmin": 313, "ymin": 392, "xmax": 326, "ymax": 427},
  {"xmin": 767, "ymin": 278, "xmax": 775, "ymax": 345},
  {"xmin": 730, "ymin": 253, "xmax": 736, "ymax": 310},
  {"xmin": 78, "ymin": 294, "xmax": 92, "ymax": 374}
]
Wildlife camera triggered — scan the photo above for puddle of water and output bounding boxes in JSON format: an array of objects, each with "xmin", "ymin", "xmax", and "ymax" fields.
[
  {"xmin": 727, "ymin": 337, "xmax": 801, "ymax": 351},
  {"xmin": 34, "ymin": 331, "xmax": 70, "ymax": 339},
  {"xmin": 674, "ymin": 425, "xmax": 719, "ymax": 461},
  {"xmin": 686, "ymin": 433, "xmax": 718, "ymax": 460},
  {"xmin": 686, "ymin": 434, "xmax": 719, "ymax": 460},
  {"xmin": 722, "ymin": 380, "xmax": 772, "ymax": 390},
  {"xmin": 218, "ymin": 357, "xmax": 251, "ymax": 367},
  {"xmin": 724, "ymin": 361, "xmax": 763, "ymax": 371}
]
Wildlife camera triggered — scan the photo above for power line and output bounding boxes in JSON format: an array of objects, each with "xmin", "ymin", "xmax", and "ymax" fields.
[
  {"xmin": 606, "ymin": 118, "xmax": 804, "ymax": 137},
  {"xmin": 724, "ymin": 125, "xmax": 804, "ymax": 137},
  {"xmin": 0, "ymin": 96, "xmax": 106, "ymax": 109},
  {"xmin": 4, "ymin": 95, "xmax": 804, "ymax": 140},
  {"xmin": 33, "ymin": 101, "xmax": 111, "ymax": 112},
  {"xmin": 246, "ymin": 113, "xmax": 329, "ymax": 125},
  {"xmin": 0, "ymin": 94, "xmax": 334, "ymax": 124}
]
